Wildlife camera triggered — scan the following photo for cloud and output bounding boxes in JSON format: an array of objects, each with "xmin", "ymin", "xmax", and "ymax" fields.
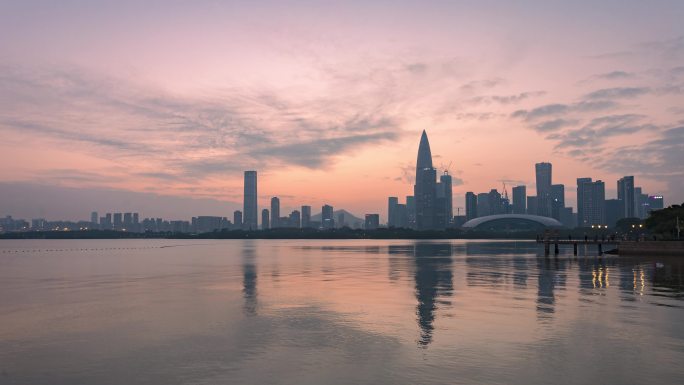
[
  {"xmin": 532, "ymin": 119, "xmax": 578, "ymax": 132},
  {"xmin": 0, "ymin": 65, "xmax": 403, "ymax": 182},
  {"xmin": 584, "ymin": 87, "xmax": 651, "ymax": 100},
  {"xmin": 595, "ymin": 71, "xmax": 634, "ymax": 80}
]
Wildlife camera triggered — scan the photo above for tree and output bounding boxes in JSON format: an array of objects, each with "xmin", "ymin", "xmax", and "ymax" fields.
[{"xmin": 645, "ymin": 203, "xmax": 684, "ymax": 239}]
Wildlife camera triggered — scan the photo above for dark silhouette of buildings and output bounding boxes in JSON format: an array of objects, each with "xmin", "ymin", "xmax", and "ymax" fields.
[{"xmin": 465, "ymin": 192, "xmax": 477, "ymax": 221}]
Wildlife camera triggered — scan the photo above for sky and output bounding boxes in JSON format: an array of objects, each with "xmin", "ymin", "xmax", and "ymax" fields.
[{"xmin": 1, "ymin": 0, "xmax": 683, "ymax": 221}]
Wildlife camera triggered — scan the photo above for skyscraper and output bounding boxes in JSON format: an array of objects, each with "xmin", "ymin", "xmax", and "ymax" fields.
[
  {"xmin": 301, "ymin": 205, "xmax": 311, "ymax": 228},
  {"xmin": 465, "ymin": 192, "xmax": 478, "ymax": 221},
  {"xmin": 322, "ymin": 204, "xmax": 334, "ymax": 229},
  {"xmin": 578, "ymin": 179, "xmax": 605, "ymax": 226},
  {"xmin": 406, "ymin": 196, "xmax": 416, "ymax": 228},
  {"xmin": 289, "ymin": 210, "xmax": 301, "ymax": 228},
  {"xmin": 233, "ymin": 210, "xmax": 243, "ymax": 228},
  {"xmin": 414, "ymin": 130, "xmax": 438, "ymax": 230},
  {"xmin": 388, "ymin": 197, "xmax": 399, "ymax": 227},
  {"xmin": 365, "ymin": 214, "xmax": 380, "ymax": 230},
  {"xmin": 439, "ymin": 172, "xmax": 453, "ymax": 226},
  {"xmin": 243, "ymin": 171, "xmax": 258, "ymax": 230},
  {"xmin": 477, "ymin": 192, "xmax": 490, "ymax": 217},
  {"xmin": 270, "ymin": 197, "xmax": 280, "ymax": 228},
  {"xmin": 261, "ymin": 209, "xmax": 270, "ymax": 230},
  {"xmin": 90, "ymin": 211, "xmax": 98, "ymax": 224},
  {"xmin": 551, "ymin": 184, "xmax": 565, "ymax": 220},
  {"xmin": 511, "ymin": 185, "xmax": 526, "ymax": 214},
  {"xmin": 576, "ymin": 177, "xmax": 592, "ymax": 226},
  {"xmin": 648, "ymin": 195, "xmax": 664, "ymax": 211},
  {"xmin": 617, "ymin": 176, "xmax": 635, "ymax": 218},
  {"xmin": 535, "ymin": 162, "xmax": 552, "ymax": 217}
]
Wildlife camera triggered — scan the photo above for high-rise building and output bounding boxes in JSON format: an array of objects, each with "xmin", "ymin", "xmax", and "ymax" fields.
[
  {"xmin": 488, "ymin": 189, "xmax": 502, "ymax": 215},
  {"xmin": 233, "ymin": 210, "xmax": 243, "ymax": 228},
  {"xmin": 261, "ymin": 209, "xmax": 270, "ymax": 230},
  {"xmin": 322, "ymin": 204, "xmax": 334, "ymax": 229},
  {"xmin": 243, "ymin": 171, "xmax": 258, "ymax": 230},
  {"xmin": 90, "ymin": 211, "xmax": 98, "ymax": 224},
  {"xmin": 289, "ymin": 210, "xmax": 301, "ymax": 228},
  {"xmin": 465, "ymin": 192, "xmax": 478, "ymax": 221},
  {"xmin": 477, "ymin": 192, "xmax": 490, "ymax": 217},
  {"xmin": 414, "ymin": 130, "xmax": 438, "ymax": 230},
  {"xmin": 365, "ymin": 214, "xmax": 380, "ymax": 230},
  {"xmin": 123, "ymin": 213, "xmax": 133, "ymax": 228},
  {"xmin": 617, "ymin": 176, "xmax": 635, "ymax": 218},
  {"xmin": 406, "ymin": 196, "xmax": 416, "ymax": 228},
  {"xmin": 535, "ymin": 162, "xmax": 552, "ymax": 217},
  {"xmin": 648, "ymin": 195, "xmax": 664, "ymax": 211},
  {"xmin": 301, "ymin": 205, "xmax": 312, "ymax": 228},
  {"xmin": 388, "ymin": 197, "xmax": 398, "ymax": 227},
  {"xmin": 270, "ymin": 197, "xmax": 280, "ymax": 228},
  {"xmin": 576, "ymin": 177, "xmax": 593, "ymax": 226},
  {"xmin": 512, "ymin": 186, "xmax": 526, "ymax": 214},
  {"xmin": 551, "ymin": 184, "xmax": 565, "ymax": 220},
  {"xmin": 113, "ymin": 213, "xmax": 122, "ymax": 229},
  {"xmin": 578, "ymin": 180, "xmax": 605, "ymax": 226},
  {"xmin": 395, "ymin": 204, "xmax": 408, "ymax": 228},
  {"xmin": 439, "ymin": 172, "xmax": 453, "ymax": 226},
  {"xmin": 634, "ymin": 187, "xmax": 649, "ymax": 219},
  {"xmin": 605, "ymin": 199, "xmax": 622, "ymax": 228},
  {"xmin": 558, "ymin": 207, "xmax": 575, "ymax": 228},
  {"xmin": 527, "ymin": 196, "xmax": 538, "ymax": 215}
]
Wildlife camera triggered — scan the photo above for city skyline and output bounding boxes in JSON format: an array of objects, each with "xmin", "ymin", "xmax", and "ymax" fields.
[
  {"xmin": 0, "ymin": 130, "xmax": 666, "ymax": 231},
  {"xmin": 1, "ymin": 1, "xmax": 683, "ymax": 221}
]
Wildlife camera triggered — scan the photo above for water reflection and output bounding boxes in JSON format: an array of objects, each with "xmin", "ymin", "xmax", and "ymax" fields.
[
  {"xmin": 536, "ymin": 256, "xmax": 567, "ymax": 319},
  {"xmin": 412, "ymin": 243, "xmax": 453, "ymax": 347},
  {"xmin": 242, "ymin": 242, "xmax": 258, "ymax": 316}
]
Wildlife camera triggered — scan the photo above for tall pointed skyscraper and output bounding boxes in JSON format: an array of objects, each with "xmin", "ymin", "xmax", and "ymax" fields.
[{"xmin": 414, "ymin": 130, "xmax": 438, "ymax": 230}]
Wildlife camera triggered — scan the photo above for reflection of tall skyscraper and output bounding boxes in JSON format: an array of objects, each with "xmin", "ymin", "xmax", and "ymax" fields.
[
  {"xmin": 535, "ymin": 162, "xmax": 552, "ymax": 217},
  {"xmin": 242, "ymin": 242, "xmax": 257, "ymax": 316},
  {"xmin": 243, "ymin": 171, "xmax": 258, "ymax": 230},
  {"xmin": 414, "ymin": 130, "xmax": 438, "ymax": 230},
  {"xmin": 413, "ymin": 242, "xmax": 453, "ymax": 347},
  {"xmin": 270, "ymin": 197, "xmax": 280, "ymax": 228}
]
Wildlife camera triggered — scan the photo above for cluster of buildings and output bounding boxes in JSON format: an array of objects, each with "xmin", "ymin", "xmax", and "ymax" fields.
[
  {"xmin": 0, "ymin": 130, "xmax": 667, "ymax": 234},
  {"xmin": 463, "ymin": 165, "xmax": 664, "ymax": 229}
]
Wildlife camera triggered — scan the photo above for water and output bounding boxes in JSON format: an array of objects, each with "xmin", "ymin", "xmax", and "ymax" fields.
[{"xmin": 0, "ymin": 239, "xmax": 682, "ymax": 385}]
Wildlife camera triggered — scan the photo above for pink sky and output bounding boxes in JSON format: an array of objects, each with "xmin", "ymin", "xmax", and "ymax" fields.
[{"xmin": 1, "ymin": 1, "xmax": 683, "ymax": 221}]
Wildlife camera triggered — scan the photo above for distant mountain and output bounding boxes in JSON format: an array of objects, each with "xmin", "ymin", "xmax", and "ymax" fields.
[{"xmin": 311, "ymin": 209, "xmax": 364, "ymax": 228}]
